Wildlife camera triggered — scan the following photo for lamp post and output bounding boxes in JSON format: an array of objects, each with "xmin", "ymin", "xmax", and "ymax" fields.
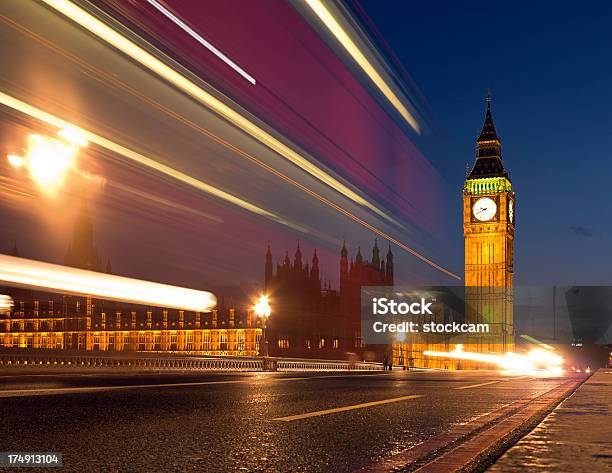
[
  {"xmin": 254, "ymin": 295, "xmax": 271, "ymax": 357},
  {"xmin": 396, "ymin": 331, "xmax": 406, "ymax": 370}
]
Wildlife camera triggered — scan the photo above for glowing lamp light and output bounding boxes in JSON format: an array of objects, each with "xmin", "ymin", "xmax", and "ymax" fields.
[
  {"xmin": 7, "ymin": 127, "xmax": 88, "ymax": 194},
  {"xmin": 0, "ymin": 254, "xmax": 216, "ymax": 312},
  {"xmin": 254, "ymin": 295, "xmax": 271, "ymax": 318},
  {"xmin": 7, "ymin": 154, "xmax": 24, "ymax": 168},
  {"xmin": 26, "ymin": 133, "xmax": 77, "ymax": 190}
]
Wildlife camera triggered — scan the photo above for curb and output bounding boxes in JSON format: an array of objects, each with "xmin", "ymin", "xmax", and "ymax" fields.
[{"xmin": 356, "ymin": 376, "xmax": 588, "ymax": 473}]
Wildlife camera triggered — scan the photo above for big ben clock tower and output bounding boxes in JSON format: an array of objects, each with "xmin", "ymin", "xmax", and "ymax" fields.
[{"xmin": 464, "ymin": 94, "xmax": 514, "ymax": 354}]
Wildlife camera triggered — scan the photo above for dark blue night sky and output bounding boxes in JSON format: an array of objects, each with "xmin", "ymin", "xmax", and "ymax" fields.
[{"xmin": 361, "ymin": 0, "xmax": 612, "ymax": 284}]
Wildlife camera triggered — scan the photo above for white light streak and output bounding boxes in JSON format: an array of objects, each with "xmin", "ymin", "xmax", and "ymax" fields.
[
  {"xmin": 303, "ymin": 0, "xmax": 421, "ymax": 134},
  {"xmin": 0, "ymin": 254, "xmax": 216, "ymax": 312},
  {"xmin": 3, "ymin": 1, "xmax": 461, "ymax": 280},
  {"xmin": 146, "ymin": 0, "xmax": 256, "ymax": 85},
  {"xmin": 40, "ymin": 0, "xmax": 400, "ymax": 227},
  {"xmin": 424, "ymin": 345, "xmax": 565, "ymax": 376},
  {"xmin": 0, "ymin": 294, "xmax": 14, "ymax": 313}
]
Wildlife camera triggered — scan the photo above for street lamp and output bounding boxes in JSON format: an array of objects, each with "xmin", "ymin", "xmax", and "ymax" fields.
[
  {"xmin": 254, "ymin": 295, "xmax": 271, "ymax": 357},
  {"xmin": 396, "ymin": 331, "xmax": 406, "ymax": 370},
  {"xmin": 6, "ymin": 127, "xmax": 88, "ymax": 195}
]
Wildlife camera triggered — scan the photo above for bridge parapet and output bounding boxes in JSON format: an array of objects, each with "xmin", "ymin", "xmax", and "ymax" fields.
[{"xmin": 0, "ymin": 350, "xmax": 382, "ymax": 372}]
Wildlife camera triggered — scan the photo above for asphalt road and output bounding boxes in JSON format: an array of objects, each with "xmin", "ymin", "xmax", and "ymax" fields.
[{"xmin": 0, "ymin": 370, "xmax": 584, "ymax": 472}]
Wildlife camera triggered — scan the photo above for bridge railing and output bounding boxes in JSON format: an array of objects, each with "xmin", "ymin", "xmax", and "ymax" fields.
[
  {"xmin": 0, "ymin": 351, "xmax": 382, "ymax": 372},
  {"xmin": 276, "ymin": 357, "xmax": 380, "ymax": 372}
]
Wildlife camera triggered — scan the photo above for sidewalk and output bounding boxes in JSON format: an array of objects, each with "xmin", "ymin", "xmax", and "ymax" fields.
[{"xmin": 489, "ymin": 369, "xmax": 612, "ymax": 472}]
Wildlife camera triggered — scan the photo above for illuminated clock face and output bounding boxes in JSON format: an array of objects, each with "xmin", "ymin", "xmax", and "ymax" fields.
[
  {"xmin": 472, "ymin": 197, "xmax": 497, "ymax": 222},
  {"xmin": 509, "ymin": 200, "xmax": 514, "ymax": 223}
]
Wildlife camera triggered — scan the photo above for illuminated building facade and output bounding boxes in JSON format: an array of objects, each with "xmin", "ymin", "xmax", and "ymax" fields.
[
  {"xmin": 462, "ymin": 95, "xmax": 515, "ymax": 355},
  {"xmin": 265, "ymin": 240, "xmax": 393, "ymax": 358},
  {"xmin": 1, "ymin": 291, "xmax": 261, "ymax": 355},
  {"xmin": 394, "ymin": 96, "xmax": 515, "ymax": 369},
  {"xmin": 1, "ymin": 200, "xmax": 262, "ymax": 355}
]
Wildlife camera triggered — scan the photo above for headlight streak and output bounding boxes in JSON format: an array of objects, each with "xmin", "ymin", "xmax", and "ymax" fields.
[
  {"xmin": 145, "ymin": 0, "xmax": 256, "ymax": 85},
  {"xmin": 40, "ymin": 0, "xmax": 400, "ymax": 228},
  {"xmin": 423, "ymin": 345, "xmax": 565, "ymax": 376},
  {"xmin": 0, "ymin": 13, "xmax": 461, "ymax": 280},
  {"xmin": 0, "ymin": 254, "xmax": 217, "ymax": 312},
  {"xmin": 302, "ymin": 0, "xmax": 421, "ymax": 134}
]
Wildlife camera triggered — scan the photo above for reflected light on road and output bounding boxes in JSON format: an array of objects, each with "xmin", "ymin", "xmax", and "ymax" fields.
[{"xmin": 0, "ymin": 254, "xmax": 217, "ymax": 312}]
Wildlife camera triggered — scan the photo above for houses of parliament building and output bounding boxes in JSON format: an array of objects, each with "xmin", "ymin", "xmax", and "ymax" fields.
[
  {"xmin": 1, "ymin": 200, "xmax": 262, "ymax": 356},
  {"xmin": 264, "ymin": 239, "xmax": 392, "ymax": 358},
  {"xmin": 0, "ymin": 198, "xmax": 393, "ymax": 359}
]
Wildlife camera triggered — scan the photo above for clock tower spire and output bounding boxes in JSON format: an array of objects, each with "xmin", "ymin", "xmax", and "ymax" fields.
[
  {"xmin": 469, "ymin": 93, "xmax": 508, "ymax": 179},
  {"xmin": 463, "ymin": 94, "xmax": 515, "ymax": 356}
]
